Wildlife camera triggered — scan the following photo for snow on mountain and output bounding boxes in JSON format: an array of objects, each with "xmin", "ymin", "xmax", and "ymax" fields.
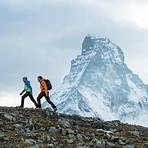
[{"xmin": 43, "ymin": 35, "xmax": 148, "ymax": 127}]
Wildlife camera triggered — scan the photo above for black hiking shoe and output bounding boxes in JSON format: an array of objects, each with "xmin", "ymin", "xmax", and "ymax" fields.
[
  {"xmin": 16, "ymin": 106, "xmax": 23, "ymax": 108},
  {"xmin": 53, "ymin": 108, "xmax": 57, "ymax": 112}
]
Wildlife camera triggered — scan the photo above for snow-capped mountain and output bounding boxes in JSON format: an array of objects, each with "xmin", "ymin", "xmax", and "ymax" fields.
[{"xmin": 44, "ymin": 35, "xmax": 148, "ymax": 127}]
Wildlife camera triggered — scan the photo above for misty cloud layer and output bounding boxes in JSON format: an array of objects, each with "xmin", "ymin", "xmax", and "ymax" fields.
[{"xmin": 0, "ymin": 0, "xmax": 148, "ymax": 106}]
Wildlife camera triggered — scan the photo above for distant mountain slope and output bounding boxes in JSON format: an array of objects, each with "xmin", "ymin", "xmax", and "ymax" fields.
[{"xmin": 44, "ymin": 35, "xmax": 148, "ymax": 127}]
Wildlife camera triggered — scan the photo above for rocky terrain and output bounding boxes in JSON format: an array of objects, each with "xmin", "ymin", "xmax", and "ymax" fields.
[{"xmin": 0, "ymin": 107, "xmax": 148, "ymax": 148}]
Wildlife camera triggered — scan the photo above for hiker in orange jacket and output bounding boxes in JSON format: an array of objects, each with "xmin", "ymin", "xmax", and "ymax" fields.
[{"xmin": 36, "ymin": 76, "xmax": 57, "ymax": 111}]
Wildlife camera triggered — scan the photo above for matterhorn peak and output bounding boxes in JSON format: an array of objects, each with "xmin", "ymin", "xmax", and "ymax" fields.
[
  {"xmin": 44, "ymin": 35, "xmax": 148, "ymax": 127},
  {"xmin": 82, "ymin": 35, "xmax": 124, "ymax": 64}
]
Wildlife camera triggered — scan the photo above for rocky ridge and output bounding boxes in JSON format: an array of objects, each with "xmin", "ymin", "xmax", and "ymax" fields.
[{"xmin": 0, "ymin": 107, "xmax": 148, "ymax": 147}]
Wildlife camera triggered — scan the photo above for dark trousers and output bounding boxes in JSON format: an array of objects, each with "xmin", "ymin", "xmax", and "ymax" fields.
[
  {"xmin": 37, "ymin": 92, "xmax": 56, "ymax": 109},
  {"xmin": 21, "ymin": 92, "xmax": 38, "ymax": 108}
]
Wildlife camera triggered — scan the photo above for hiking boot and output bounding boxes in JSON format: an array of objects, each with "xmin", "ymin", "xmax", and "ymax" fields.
[
  {"xmin": 17, "ymin": 105, "xmax": 23, "ymax": 108},
  {"xmin": 35, "ymin": 107, "xmax": 41, "ymax": 109},
  {"xmin": 53, "ymin": 108, "xmax": 57, "ymax": 112}
]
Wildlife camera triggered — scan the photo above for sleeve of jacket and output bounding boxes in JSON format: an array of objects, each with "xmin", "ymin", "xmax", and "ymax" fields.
[
  {"xmin": 20, "ymin": 89, "xmax": 25, "ymax": 95},
  {"xmin": 25, "ymin": 81, "xmax": 32, "ymax": 94},
  {"xmin": 41, "ymin": 80, "xmax": 48, "ymax": 96}
]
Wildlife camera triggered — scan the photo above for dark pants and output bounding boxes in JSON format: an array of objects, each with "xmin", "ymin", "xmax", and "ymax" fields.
[
  {"xmin": 21, "ymin": 92, "xmax": 38, "ymax": 108},
  {"xmin": 37, "ymin": 92, "xmax": 56, "ymax": 109}
]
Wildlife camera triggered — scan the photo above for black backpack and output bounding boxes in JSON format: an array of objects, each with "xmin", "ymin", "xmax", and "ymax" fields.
[{"xmin": 44, "ymin": 79, "xmax": 52, "ymax": 90}]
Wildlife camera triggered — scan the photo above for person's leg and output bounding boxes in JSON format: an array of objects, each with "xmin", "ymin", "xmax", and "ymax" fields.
[
  {"xmin": 28, "ymin": 93, "xmax": 38, "ymax": 108},
  {"xmin": 21, "ymin": 92, "xmax": 29, "ymax": 108},
  {"xmin": 45, "ymin": 93, "xmax": 57, "ymax": 110},
  {"xmin": 36, "ymin": 92, "xmax": 44, "ymax": 108}
]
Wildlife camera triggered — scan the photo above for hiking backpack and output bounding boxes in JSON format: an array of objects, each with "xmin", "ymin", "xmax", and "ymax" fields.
[{"xmin": 44, "ymin": 79, "xmax": 52, "ymax": 90}]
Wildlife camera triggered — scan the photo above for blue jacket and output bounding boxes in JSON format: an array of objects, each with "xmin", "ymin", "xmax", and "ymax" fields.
[{"xmin": 24, "ymin": 80, "xmax": 33, "ymax": 94}]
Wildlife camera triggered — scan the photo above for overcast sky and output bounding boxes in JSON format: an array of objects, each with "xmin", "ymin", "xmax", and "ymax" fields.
[{"xmin": 0, "ymin": 0, "xmax": 148, "ymax": 107}]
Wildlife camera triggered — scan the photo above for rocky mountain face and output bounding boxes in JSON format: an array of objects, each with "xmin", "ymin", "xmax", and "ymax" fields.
[
  {"xmin": 0, "ymin": 107, "xmax": 148, "ymax": 147},
  {"xmin": 46, "ymin": 35, "xmax": 148, "ymax": 127}
]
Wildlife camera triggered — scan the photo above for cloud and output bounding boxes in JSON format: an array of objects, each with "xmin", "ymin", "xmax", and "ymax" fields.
[
  {"xmin": 0, "ymin": 91, "xmax": 39, "ymax": 107},
  {"xmin": 0, "ymin": 0, "xmax": 148, "ymax": 106},
  {"xmin": 78, "ymin": 0, "xmax": 148, "ymax": 29},
  {"xmin": 0, "ymin": 91, "xmax": 19, "ymax": 107}
]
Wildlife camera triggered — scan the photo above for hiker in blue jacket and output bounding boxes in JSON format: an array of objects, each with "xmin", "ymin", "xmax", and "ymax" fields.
[{"xmin": 19, "ymin": 77, "xmax": 38, "ymax": 108}]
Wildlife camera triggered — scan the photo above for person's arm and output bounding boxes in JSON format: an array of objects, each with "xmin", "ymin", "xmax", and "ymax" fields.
[
  {"xmin": 20, "ymin": 89, "xmax": 25, "ymax": 95},
  {"xmin": 41, "ymin": 80, "xmax": 48, "ymax": 96}
]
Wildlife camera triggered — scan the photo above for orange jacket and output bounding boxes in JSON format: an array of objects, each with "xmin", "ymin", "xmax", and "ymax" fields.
[{"xmin": 40, "ymin": 79, "xmax": 48, "ymax": 96}]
